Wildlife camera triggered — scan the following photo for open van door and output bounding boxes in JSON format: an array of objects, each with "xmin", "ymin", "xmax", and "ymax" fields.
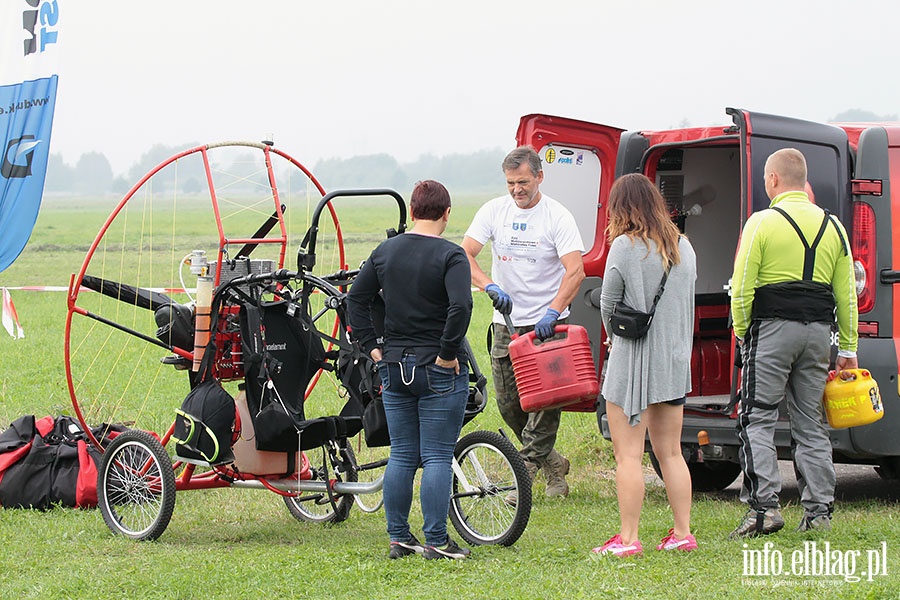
[
  {"xmin": 727, "ymin": 108, "xmax": 852, "ymax": 377},
  {"xmin": 515, "ymin": 114, "xmax": 624, "ymax": 379},
  {"xmin": 516, "ymin": 114, "xmax": 623, "ymax": 267},
  {"xmin": 726, "ymin": 107, "xmax": 852, "ymax": 223},
  {"xmin": 727, "ymin": 108, "xmax": 852, "ymax": 406}
]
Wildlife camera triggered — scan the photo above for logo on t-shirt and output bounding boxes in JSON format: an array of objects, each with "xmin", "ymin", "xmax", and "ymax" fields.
[{"xmin": 512, "ymin": 222, "xmax": 527, "ymax": 231}]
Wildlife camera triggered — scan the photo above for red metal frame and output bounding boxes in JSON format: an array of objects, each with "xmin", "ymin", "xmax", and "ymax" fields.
[
  {"xmin": 64, "ymin": 142, "xmax": 339, "ymax": 468},
  {"xmin": 169, "ymin": 452, "xmax": 312, "ymax": 493}
]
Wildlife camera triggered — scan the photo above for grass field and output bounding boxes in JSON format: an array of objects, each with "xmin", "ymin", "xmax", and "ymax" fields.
[{"xmin": 0, "ymin": 192, "xmax": 899, "ymax": 599}]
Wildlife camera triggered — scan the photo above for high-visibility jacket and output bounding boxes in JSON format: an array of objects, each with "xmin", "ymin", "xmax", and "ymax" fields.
[{"xmin": 731, "ymin": 190, "xmax": 858, "ymax": 352}]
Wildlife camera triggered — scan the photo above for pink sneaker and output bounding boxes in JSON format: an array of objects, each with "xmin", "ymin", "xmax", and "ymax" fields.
[
  {"xmin": 656, "ymin": 529, "xmax": 698, "ymax": 551},
  {"xmin": 591, "ymin": 534, "xmax": 643, "ymax": 557}
]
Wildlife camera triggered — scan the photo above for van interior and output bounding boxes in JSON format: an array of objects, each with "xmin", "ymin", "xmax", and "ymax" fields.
[{"xmin": 653, "ymin": 145, "xmax": 742, "ymax": 404}]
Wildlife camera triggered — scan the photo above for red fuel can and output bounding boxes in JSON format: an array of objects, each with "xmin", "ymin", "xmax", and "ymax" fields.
[{"xmin": 509, "ymin": 324, "xmax": 599, "ymax": 413}]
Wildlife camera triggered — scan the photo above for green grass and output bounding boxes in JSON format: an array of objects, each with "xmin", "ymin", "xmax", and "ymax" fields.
[{"xmin": 0, "ymin": 197, "xmax": 898, "ymax": 599}]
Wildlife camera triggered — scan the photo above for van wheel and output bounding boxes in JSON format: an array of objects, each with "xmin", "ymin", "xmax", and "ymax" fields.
[{"xmin": 648, "ymin": 450, "xmax": 742, "ymax": 492}]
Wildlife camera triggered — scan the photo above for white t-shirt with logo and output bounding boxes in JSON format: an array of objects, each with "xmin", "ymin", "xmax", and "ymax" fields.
[{"xmin": 465, "ymin": 194, "xmax": 584, "ymax": 326}]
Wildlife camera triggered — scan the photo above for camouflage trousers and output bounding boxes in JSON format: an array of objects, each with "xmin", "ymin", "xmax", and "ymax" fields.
[{"xmin": 491, "ymin": 321, "xmax": 565, "ymax": 466}]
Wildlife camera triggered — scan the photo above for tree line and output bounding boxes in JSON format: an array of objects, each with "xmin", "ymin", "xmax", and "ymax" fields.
[
  {"xmin": 43, "ymin": 144, "xmax": 508, "ymax": 197},
  {"xmin": 43, "ymin": 109, "xmax": 896, "ymax": 198}
]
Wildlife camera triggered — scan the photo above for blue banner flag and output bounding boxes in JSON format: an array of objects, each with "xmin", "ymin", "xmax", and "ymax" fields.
[{"xmin": 0, "ymin": 1, "xmax": 60, "ymax": 273}]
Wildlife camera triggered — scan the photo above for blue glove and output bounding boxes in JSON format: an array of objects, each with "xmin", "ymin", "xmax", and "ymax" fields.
[
  {"xmin": 534, "ymin": 308, "xmax": 560, "ymax": 341},
  {"xmin": 484, "ymin": 284, "xmax": 513, "ymax": 315}
]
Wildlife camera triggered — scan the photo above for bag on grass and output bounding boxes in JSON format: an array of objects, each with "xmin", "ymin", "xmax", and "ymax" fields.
[{"xmin": 0, "ymin": 415, "xmax": 125, "ymax": 509}]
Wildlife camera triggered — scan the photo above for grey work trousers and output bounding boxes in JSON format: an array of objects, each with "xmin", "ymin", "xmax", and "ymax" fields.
[
  {"xmin": 491, "ymin": 321, "xmax": 564, "ymax": 466},
  {"xmin": 736, "ymin": 318, "xmax": 835, "ymax": 517}
]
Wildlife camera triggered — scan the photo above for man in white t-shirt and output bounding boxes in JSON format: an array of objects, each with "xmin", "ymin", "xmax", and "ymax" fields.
[{"xmin": 462, "ymin": 146, "xmax": 585, "ymax": 498}]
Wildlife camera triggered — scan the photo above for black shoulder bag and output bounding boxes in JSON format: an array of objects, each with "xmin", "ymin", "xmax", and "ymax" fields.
[{"xmin": 608, "ymin": 270, "xmax": 669, "ymax": 339}]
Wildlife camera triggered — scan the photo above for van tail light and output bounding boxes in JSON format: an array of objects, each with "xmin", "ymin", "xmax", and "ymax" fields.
[{"xmin": 852, "ymin": 202, "xmax": 876, "ymax": 313}]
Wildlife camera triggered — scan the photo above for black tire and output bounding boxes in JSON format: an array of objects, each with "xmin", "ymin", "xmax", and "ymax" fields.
[
  {"xmin": 97, "ymin": 429, "xmax": 177, "ymax": 541},
  {"xmin": 283, "ymin": 441, "xmax": 357, "ymax": 523},
  {"xmin": 648, "ymin": 450, "xmax": 742, "ymax": 492},
  {"xmin": 449, "ymin": 430, "xmax": 531, "ymax": 546}
]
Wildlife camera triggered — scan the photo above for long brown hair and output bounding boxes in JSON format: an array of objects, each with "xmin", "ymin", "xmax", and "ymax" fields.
[{"xmin": 606, "ymin": 173, "xmax": 681, "ymax": 269}]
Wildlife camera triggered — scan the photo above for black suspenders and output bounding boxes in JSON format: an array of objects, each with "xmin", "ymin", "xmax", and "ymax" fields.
[{"xmin": 770, "ymin": 206, "xmax": 848, "ymax": 281}]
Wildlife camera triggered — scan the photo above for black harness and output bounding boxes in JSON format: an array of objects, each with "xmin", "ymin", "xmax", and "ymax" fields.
[{"xmin": 751, "ymin": 207, "xmax": 847, "ymax": 323}]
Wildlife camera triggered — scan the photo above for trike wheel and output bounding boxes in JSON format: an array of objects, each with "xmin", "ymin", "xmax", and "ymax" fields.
[
  {"xmin": 449, "ymin": 430, "xmax": 531, "ymax": 546},
  {"xmin": 97, "ymin": 429, "xmax": 176, "ymax": 541},
  {"xmin": 283, "ymin": 441, "xmax": 357, "ymax": 523}
]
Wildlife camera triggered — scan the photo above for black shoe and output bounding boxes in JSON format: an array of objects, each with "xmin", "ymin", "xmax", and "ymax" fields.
[
  {"xmin": 424, "ymin": 537, "xmax": 471, "ymax": 560},
  {"xmin": 389, "ymin": 534, "xmax": 425, "ymax": 559}
]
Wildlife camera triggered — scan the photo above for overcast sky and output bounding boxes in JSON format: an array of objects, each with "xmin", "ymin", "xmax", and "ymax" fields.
[{"xmin": 51, "ymin": 0, "xmax": 900, "ymax": 175}]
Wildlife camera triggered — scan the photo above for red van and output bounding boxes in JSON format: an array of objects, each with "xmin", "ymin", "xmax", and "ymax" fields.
[{"xmin": 515, "ymin": 109, "xmax": 900, "ymax": 491}]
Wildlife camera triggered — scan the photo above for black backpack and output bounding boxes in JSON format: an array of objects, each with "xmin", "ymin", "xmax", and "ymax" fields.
[{"xmin": 172, "ymin": 378, "xmax": 237, "ymax": 465}]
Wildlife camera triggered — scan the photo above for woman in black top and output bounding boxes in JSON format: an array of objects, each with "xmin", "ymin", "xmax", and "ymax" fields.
[{"xmin": 347, "ymin": 180, "xmax": 473, "ymax": 560}]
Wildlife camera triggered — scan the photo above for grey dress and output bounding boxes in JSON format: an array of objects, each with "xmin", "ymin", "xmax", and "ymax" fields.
[{"xmin": 600, "ymin": 235, "xmax": 696, "ymax": 425}]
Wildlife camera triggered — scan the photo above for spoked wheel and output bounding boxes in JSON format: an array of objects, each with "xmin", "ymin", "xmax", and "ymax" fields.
[
  {"xmin": 449, "ymin": 430, "xmax": 531, "ymax": 546},
  {"xmin": 283, "ymin": 441, "xmax": 357, "ymax": 523},
  {"xmin": 97, "ymin": 429, "xmax": 177, "ymax": 541}
]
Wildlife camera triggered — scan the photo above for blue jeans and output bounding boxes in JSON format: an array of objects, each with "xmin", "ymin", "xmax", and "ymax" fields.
[{"xmin": 378, "ymin": 354, "xmax": 468, "ymax": 546}]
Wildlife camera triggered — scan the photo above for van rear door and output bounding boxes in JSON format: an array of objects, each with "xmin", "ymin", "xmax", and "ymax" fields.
[
  {"xmin": 726, "ymin": 108, "xmax": 852, "ymax": 223},
  {"xmin": 515, "ymin": 114, "xmax": 624, "ymax": 375},
  {"xmin": 515, "ymin": 114, "xmax": 624, "ymax": 270}
]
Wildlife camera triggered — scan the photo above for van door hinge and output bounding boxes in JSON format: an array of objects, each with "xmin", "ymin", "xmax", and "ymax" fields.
[{"xmin": 852, "ymin": 179, "xmax": 883, "ymax": 196}]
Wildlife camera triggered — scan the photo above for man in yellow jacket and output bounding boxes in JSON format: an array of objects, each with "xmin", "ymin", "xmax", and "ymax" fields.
[{"xmin": 729, "ymin": 148, "xmax": 858, "ymax": 538}]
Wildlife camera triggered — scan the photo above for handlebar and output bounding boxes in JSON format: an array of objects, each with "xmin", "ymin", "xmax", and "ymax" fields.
[
  {"xmin": 322, "ymin": 267, "xmax": 361, "ymax": 287},
  {"xmin": 213, "ymin": 266, "xmax": 363, "ymax": 301},
  {"xmin": 298, "ymin": 188, "xmax": 407, "ymax": 272}
]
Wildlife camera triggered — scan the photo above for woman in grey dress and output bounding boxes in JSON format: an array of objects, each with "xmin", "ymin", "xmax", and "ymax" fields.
[{"xmin": 592, "ymin": 173, "xmax": 697, "ymax": 556}]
